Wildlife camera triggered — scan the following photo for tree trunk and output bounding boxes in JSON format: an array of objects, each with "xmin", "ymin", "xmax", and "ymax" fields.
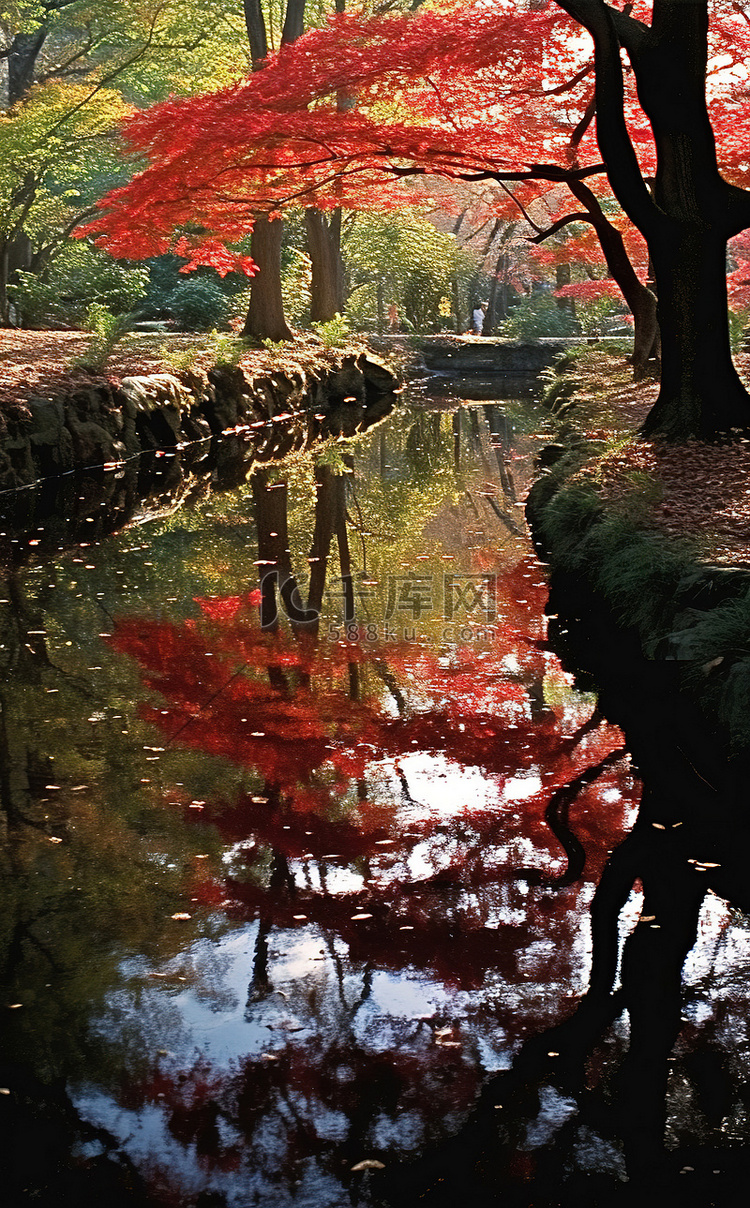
[
  {"xmin": 557, "ymin": 0, "xmax": 750, "ymax": 438},
  {"xmin": 281, "ymin": 0, "xmax": 307, "ymax": 46},
  {"xmin": 555, "ymin": 262, "xmax": 573, "ymax": 312},
  {"xmin": 636, "ymin": 3, "xmax": 750, "ymax": 435},
  {"xmin": 0, "ymin": 244, "xmax": 10, "ymax": 327},
  {"xmin": 251, "ymin": 470, "xmax": 304, "ymax": 627},
  {"xmin": 243, "ymin": 0, "xmax": 268, "ymax": 65},
  {"xmin": 242, "ymin": 0, "xmax": 306, "ymax": 339},
  {"xmin": 242, "ymin": 216, "xmax": 293, "ymax": 341},
  {"xmin": 642, "ymin": 225, "xmax": 750, "ymax": 438},
  {"xmin": 566, "ymin": 179, "xmax": 660, "ymax": 379},
  {"xmin": 306, "ymin": 463, "xmax": 337, "ymax": 631},
  {"xmin": 304, "ymin": 209, "xmax": 345, "ymax": 322},
  {"xmin": 7, "ymin": 29, "xmax": 47, "ymax": 106}
]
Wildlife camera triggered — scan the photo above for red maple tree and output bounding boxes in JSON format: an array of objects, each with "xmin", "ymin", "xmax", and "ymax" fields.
[
  {"xmin": 109, "ymin": 555, "xmax": 636, "ymax": 997},
  {"xmin": 84, "ymin": 0, "xmax": 750, "ymax": 438}
]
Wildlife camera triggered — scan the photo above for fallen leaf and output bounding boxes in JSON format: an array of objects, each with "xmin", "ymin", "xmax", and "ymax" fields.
[{"xmin": 351, "ymin": 1160, "xmax": 386, "ymax": 1172}]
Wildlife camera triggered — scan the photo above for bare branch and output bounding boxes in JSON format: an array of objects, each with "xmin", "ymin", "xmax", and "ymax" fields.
[
  {"xmin": 528, "ymin": 211, "xmax": 593, "ymax": 241},
  {"xmin": 554, "ymin": 0, "xmax": 660, "ymax": 237}
]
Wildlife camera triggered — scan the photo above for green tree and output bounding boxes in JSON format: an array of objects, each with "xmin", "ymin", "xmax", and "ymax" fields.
[
  {"xmin": 0, "ymin": 0, "xmax": 247, "ymax": 324},
  {"xmin": 344, "ymin": 211, "xmax": 474, "ymax": 332}
]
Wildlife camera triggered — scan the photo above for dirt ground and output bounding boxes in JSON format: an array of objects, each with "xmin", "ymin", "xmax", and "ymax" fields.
[
  {"xmin": 564, "ymin": 349, "xmax": 750, "ymax": 567},
  {"xmin": 0, "ymin": 329, "xmax": 349, "ymax": 411},
  {"xmin": 0, "ymin": 329, "xmax": 175, "ymax": 410}
]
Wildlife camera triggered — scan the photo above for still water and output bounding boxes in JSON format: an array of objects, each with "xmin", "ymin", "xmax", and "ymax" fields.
[{"xmin": 0, "ymin": 392, "xmax": 748, "ymax": 1206}]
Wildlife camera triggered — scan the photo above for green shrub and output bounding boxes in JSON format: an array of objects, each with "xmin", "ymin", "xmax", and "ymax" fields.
[
  {"xmin": 166, "ymin": 278, "xmax": 230, "ymax": 330},
  {"xmin": 311, "ymin": 312, "xmax": 351, "ymax": 348},
  {"xmin": 71, "ymin": 303, "xmax": 134, "ymax": 371},
  {"xmin": 9, "ymin": 243, "xmax": 148, "ymax": 326},
  {"xmin": 575, "ymin": 295, "xmax": 626, "ymax": 337},
  {"xmin": 729, "ymin": 306, "xmax": 750, "ymax": 355},
  {"xmin": 159, "ymin": 340, "xmax": 202, "ymax": 374},
  {"xmin": 499, "ymin": 293, "xmax": 579, "ymax": 340},
  {"xmin": 205, "ymin": 330, "xmax": 245, "ymax": 366},
  {"xmin": 344, "ymin": 211, "xmax": 476, "ymax": 332}
]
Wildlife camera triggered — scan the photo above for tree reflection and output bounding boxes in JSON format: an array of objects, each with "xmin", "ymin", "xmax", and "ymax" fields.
[
  {"xmin": 392, "ymin": 580, "xmax": 750, "ymax": 1206},
  {"xmin": 102, "ymin": 437, "xmax": 642, "ymax": 1204},
  {"xmin": 0, "ymin": 398, "xmax": 662, "ymax": 1206}
]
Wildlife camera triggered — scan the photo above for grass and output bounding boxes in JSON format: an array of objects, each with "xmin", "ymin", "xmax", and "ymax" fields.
[{"xmin": 532, "ymin": 347, "xmax": 750, "ymax": 752}]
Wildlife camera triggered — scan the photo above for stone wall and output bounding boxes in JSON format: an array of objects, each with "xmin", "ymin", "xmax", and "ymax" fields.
[{"xmin": 0, "ymin": 351, "xmax": 397, "ymax": 492}]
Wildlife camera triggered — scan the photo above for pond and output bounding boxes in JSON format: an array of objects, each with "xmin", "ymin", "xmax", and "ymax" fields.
[{"xmin": 0, "ymin": 387, "xmax": 748, "ymax": 1207}]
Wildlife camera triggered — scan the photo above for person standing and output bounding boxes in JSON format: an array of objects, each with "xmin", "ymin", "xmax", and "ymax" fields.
[{"xmin": 471, "ymin": 301, "xmax": 488, "ymax": 335}]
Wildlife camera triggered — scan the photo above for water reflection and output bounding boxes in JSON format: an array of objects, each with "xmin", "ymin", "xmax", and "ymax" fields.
[
  {"xmin": 401, "ymin": 577, "xmax": 750, "ymax": 1206},
  {"xmin": 1, "ymin": 391, "xmax": 738, "ymax": 1206}
]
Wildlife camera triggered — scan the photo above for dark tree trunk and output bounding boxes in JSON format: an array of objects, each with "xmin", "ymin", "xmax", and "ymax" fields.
[
  {"xmin": 0, "ymin": 245, "xmax": 10, "ymax": 327},
  {"xmin": 564, "ymin": 178, "xmax": 660, "ymax": 378},
  {"xmin": 251, "ymin": 470, "xmax": 302, "ymax": 627},
  {"xmin": 281, "ymin": 0, "xmax": 306, "ymax": 46},
  {"xmin": 555, "ymin": 261, "xmax": 572, "ymax": 311},
  {"xmin": 304, "ymin": 209, "xmax": 345, "ymax": 322},
  {"xmin": 557, "ymin": 0, "xmax": 750, "ymax": 438},
  {"xmin": 0, "ymin": 233, "xmax": 34, "ymax": 327},
  {"xmin": 243, "ymin": 215, "xmax": 293, "ymax": 341},
  {"xmin": 306, "ymin": 463, "xmax": 337, "ymax": 629},
  {"xmin": 243, "ymin": 0, "xmax": 307, "ymax": 340},
  {"xmin": 243, "ymin": 0, "xmax": 268, "ymax": 65},
  {"xmin": 7, "ymin": 30, "xmax": 47, "ymax": 105},
  {"xmin": 2, "ymin": 28, "xmax": 46, "ymax": 324},
  {"xmin": 642, "ymin": 225, "xmax": 748, "ymax": 437}
]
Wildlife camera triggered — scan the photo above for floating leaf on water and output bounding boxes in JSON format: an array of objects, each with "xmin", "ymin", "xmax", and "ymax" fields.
[
  {"xmin": 171, "ymin": 913, "xmax": 192, "ymax": 920},
  {"xmin": 652, "ymin": 823, "xmax": 666, "ymax": 830},
  {"xmin": 0, "ymin": 1088, "xmax": 10, "ymax": 1095},
  {"xmin": 351, "ymin": 1160, "xmax": 386, "ymax": 1172},
  {"xmin": 702, "ymin": 657, "xmax": 724, "ymax": 674},
  {"xmin": 351, "ymin": 913, "xmax": 373, "ymax": 920},
  {"xmin": 292, "ymin": 914, "xmax": 308, "ymax": 921},
  {"xmin": 6, "ymin": 1004, "xmax": 23, "ymax": 1010},
  {"xmin": 48, "ymin": 836, "xmax": 63, "ymax": 844}
]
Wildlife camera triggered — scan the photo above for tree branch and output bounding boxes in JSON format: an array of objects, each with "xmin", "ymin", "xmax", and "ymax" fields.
[
  {"xmin": 553, "ymin": 0, "xmax": 661, "ymax": 238},
  {"xmin": 528, "ymin": 211, "xmax": 593, "ymax": 241}
]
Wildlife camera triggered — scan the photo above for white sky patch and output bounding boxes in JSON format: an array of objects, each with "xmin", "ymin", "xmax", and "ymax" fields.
[{"xmin": 503, "ymin": 774, "xmax": 543, "ymax": 802}]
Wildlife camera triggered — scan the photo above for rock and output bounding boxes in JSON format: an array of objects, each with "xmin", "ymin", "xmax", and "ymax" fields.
[{"xmin": 0, "ymin": 349, "xmax": 400, "ymax": 489}]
